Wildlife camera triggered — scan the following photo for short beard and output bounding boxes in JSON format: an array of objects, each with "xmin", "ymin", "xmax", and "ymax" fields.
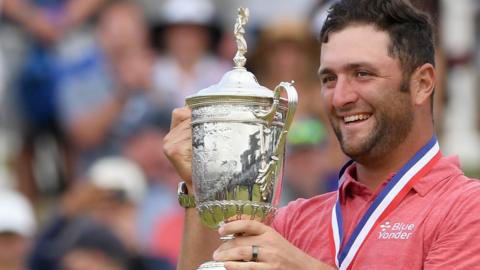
[{"xmin": 332, "ymin": 80, "xmax": 414, "ymax": 163}]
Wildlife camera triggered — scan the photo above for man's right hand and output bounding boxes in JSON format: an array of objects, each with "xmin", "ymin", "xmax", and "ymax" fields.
[{"xmin": 163, "ymin": 107, "xmax": 193, "ymax": 191}]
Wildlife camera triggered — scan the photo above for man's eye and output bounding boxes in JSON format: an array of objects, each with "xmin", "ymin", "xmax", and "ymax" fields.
[
  {"xmin": 321, "ymin": 75, "xmax": 336, "ymax": 85},
  {"xmin": 356, "ymin": 71, "xmax": 371, "ymax": 77}
]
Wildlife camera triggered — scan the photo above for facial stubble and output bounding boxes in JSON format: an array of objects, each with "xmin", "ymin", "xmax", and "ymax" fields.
[{"xmin": 331, "ymin": 82, "xmax": 414, "ymax": 163}]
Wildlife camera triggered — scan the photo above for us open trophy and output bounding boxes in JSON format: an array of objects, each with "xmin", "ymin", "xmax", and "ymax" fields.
[{"xmin": 186, "ymin": 7, "xmax": 297, "ymax": 270}]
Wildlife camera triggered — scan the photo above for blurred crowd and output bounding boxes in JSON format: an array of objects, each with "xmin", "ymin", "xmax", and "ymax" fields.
[{"xmin": 0, "ymin": 0, "xmax": 478, "ymax": 269}]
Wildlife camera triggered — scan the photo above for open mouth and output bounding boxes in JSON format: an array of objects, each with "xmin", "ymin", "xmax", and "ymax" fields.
[{"xmin": 343, "ymin": 113, "xmax": 371, "ymax": 124}]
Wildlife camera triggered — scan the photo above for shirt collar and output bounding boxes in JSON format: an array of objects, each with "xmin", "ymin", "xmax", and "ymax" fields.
[
  {"xmin": 337, "ymin": 155, "xmax": 461, "ymax": 202},
  {"xmin": 412, "ymin": 155, "xmax": 463, "ymax": 196}
]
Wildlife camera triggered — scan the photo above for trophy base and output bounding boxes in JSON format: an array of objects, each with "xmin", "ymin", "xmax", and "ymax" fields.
[
  {"xmin": 197, "ymin": 261, "xmax": 226, "ymax": 270},
  {"xmin": 197, "ymin": 200, "xmax": 276, "ymax": 229}
]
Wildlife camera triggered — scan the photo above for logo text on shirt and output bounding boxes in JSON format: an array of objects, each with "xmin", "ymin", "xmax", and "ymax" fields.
[{"xmin": 377, "ymin": 221, "xmax": 415, "ymax": 240}]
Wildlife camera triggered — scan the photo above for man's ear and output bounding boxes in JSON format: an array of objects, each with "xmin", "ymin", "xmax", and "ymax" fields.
[{"xmin": 410, "ymin": 63, "xmax": 436, "ymax": 106}]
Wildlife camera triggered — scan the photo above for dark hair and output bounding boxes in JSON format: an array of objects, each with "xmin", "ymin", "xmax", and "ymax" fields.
[{"xmin": 320, "ymin": 0, "xmax": 435, "ymax": 77}]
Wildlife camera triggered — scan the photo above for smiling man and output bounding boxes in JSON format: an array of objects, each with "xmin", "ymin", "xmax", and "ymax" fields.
[
  {"xmin": 163, "ymin": 0, "xmax": 480, "ymax": 269},
  {"xmin": 318, "ymin": 22, "xmax": 426, "ymax": 189}
]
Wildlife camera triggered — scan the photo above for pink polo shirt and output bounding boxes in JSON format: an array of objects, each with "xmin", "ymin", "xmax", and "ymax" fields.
[{"xmin": 272, "ymin": 156, "xmax": 480, "ymax": 269}]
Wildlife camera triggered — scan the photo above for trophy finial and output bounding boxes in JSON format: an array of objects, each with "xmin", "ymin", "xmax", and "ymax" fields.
[{"xmin": 233, "ymin": 7, "xmax": 249, "ymax": 68}]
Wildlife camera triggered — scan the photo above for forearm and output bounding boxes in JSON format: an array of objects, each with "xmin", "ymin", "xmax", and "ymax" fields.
[
  {"xmin": 178, "ymin": 208, "xmax": 221, "ymax": 270},
  {"xmin": 69, "ymin": 95, "xmax": 125, "ymax": 149}
]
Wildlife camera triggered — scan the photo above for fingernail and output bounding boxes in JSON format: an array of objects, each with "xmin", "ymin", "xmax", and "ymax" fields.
[
  {"xmin": 212, "ymin": 250, "xmax": 219, "ymax": 260},
  {"xmin": 218, "ymin": 225, "xmax": 224, "ymax": 235}
]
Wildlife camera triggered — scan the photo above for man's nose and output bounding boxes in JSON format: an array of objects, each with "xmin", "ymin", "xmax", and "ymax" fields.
[{"xmin": 331, "ymin": 77, "xmax": 359, "ymax": 108}]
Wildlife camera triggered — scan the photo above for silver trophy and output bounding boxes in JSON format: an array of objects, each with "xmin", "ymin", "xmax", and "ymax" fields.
[{"xmin": 186, "ymin": 7, "xmax": 297, "ymax": 270}]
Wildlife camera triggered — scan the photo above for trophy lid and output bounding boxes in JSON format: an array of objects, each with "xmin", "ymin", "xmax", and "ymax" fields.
[
  {"xmin": 187, "ymin": 68, "xmax": 272, "ymax": 98},
  {"xmin": 186, "ymin": 7, "xmax": 274, "ymax": 105}
]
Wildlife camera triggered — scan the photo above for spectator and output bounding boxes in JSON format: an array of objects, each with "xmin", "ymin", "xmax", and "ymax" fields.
[
  {"xmin": 121, "ymin": 114, "xmax": 180, "ymax": 253},
  {"xmin": 152, "ymin": 0, "xmax": 230, "ymax": 108},
  {"xmin": 251, "ymin": 19, "xmax": 322, "ymax": 118},
  {"xmin": 2, "ymin": 0, "xmax": 108, "ymax": 202},
  {"xmin": 58, "ymin": 223, "xmax": 130, "ymax": 270},
  {"xmin": 57, "ymin": 0, "xmax": 163, "ymax": 176},
  {"xmin": 29, "ymin": 156, "xmax": 174, "ymax": 270}
]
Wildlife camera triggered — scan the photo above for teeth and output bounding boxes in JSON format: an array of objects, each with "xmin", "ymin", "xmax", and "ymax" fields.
[{"xmin": 344, "ymin": 114, "xmax": 370, "ymax": 123}]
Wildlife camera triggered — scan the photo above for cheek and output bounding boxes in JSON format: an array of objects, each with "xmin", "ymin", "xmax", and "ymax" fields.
[
  {"xmin": 319, "ymin": 89, "xmax": 336, "ymax": 115},
  {"xmin": 368, "ymin": 88, "xmax": 412, "ymax": 123}
]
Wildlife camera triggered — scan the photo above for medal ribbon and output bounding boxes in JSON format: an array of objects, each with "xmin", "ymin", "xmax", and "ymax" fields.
[{"xmin": 331, "ymin": 136, "xmax": 441, "ymax": 270}]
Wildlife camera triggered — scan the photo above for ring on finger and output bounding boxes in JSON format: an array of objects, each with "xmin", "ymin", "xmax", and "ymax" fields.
[{"xmin": 251, "ymin": 245, "xmax": 259, "ymax": 262}]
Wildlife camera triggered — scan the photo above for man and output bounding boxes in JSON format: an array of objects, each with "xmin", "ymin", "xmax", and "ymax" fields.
[
  {"xmin": 57, "ymin": 1, "xmax": 160, "ymax": 174},
  {"xmin": 163, "ymin": 0, "xmax": 480, "ymax": 269},
  {"xmin": 152, "ymin": 0, "xmax": 229, "ymax": 109}
]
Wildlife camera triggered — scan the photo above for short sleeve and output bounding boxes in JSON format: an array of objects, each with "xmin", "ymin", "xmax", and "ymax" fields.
[
  {"xmin": 424, "ymin": 180, "xmax": 480, "ymax": 269},
  {"xmin": 271, "ymin": 198, "xmax": 308, "ymax": 239}
]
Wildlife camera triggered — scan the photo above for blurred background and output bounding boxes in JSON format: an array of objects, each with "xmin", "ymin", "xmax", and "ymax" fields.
[{"xmin": 0, "ymin": 0, "xmax": 478, "ymax": 269}]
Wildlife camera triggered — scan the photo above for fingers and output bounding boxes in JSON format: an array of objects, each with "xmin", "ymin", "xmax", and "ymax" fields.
[
  {"xmin": 219, "ymin": 220, "xmax": 269, "ymax": 238},
  {"xmin": 215, "ymin": 246, "xmax": 272, "ymax": 270},
  {"xmin": 170, "ymin": 106, "xmax": 192, "ymax": 130},
  {"xmin": 164, "ymin": 115, "xmax": 191, "ymax": 147},
  {"xmin": 163, "ymin": 106, "xmax": 193, "ymax": 184},
  {"xmin": 216, "ymin": 234, "xmax": 258, "ymax": 252},
  {"xmin": 214, "ymin": 221, "xmax": 272, "ymax": 268},
  {"xmin": 223, "ymin": 261, "xmax": 270, "ymax": 270},
  {"xmin": 214, "ymin": 245, "xmax": 258, "ymax": 262},
  {"xmin": 164, "ymin": 107, "xmax": 191, "ymax": 155},
  {"xmin": 163, "ymin": 114, "xmax": 192, "ymax": 164},
  {"xmin": 164, "ymin": 106, "xmax": 192, "ymax": 156}
]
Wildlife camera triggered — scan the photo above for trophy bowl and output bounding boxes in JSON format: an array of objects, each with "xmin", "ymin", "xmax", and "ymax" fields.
[
  {"xmin": 185, "ymin": 7, "xmax": 298, "ymax": 270},
  {"xmin": 188, "ymin": 77, "xmax": 297, "ymax": 230}
]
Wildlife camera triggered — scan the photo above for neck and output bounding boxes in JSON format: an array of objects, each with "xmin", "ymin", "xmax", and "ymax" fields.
[{"xmin": 355, "ymin": 131, "xmax": 434, "ymax": 191}]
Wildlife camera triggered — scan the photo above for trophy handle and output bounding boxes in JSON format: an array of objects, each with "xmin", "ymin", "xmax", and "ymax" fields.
[
  {"xmin": 271, "ymin": 81, "xmax": 298, "ymax": 157},
  {"xmin": 254, "ymin": 81, "xmax": 298, "ymax": 130},
  {"xmin": 254, "ymin": 82, "xmax": 298, "ymax": 200}
]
